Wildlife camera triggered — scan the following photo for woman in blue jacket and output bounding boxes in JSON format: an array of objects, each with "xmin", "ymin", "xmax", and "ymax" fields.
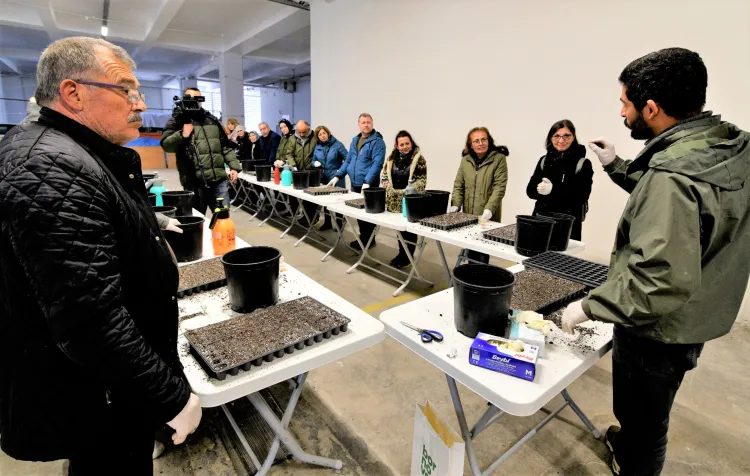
[{"xmin": 313, "ymin": 125, "xmax": 347, "ymax": 231}]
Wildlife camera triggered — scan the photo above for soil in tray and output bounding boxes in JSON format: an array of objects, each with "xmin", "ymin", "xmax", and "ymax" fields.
[
  {"xmin": 178, "ymin": 257, "xmax": 226, "ymax": 293},
  {"xmin": 304, "ymin": 186, "xmax": 347, "ymax": 195},
  {"xmin": 345, "ymin": 198, "xmax": 366, "ymax": 208},
  {"xmin": 185, "ymin": 296, "xmax": 349, "ymax": 373},
  {"xmin": 484, "ymin": 224, "xmax": 516, "ymax": 242},
  {"xmin": 510, "ymin": 269, "xmax": 585, "ymax": 313},
  {"xmin": 420, "ymin": 212, "xmax": 478, "ymax": 229}
]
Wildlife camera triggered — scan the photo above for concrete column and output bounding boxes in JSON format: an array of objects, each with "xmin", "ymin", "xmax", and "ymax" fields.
[{"xmin": 219, "ymin": 51, "xmax": 245, "ymax": 126}]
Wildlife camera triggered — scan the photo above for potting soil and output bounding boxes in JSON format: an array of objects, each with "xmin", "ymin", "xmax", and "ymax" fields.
[
  {"xmin": 304, "ymin": 186, "xmax": 348, "ymax": 195},
  {"xmin": 345, "ymin": 198, "xmax": 366, "ymax": 209},
  {"xmin": 510, "ymin": 269, "xmax": 585, "ymax": 314},
  {"xmin": 482, "ymin": 224, "xmax": 516, "ymax": 244},
  {"xmin": 178, "ymin": 257, "xmax": 227, "ymax": 294},
  {"xmin": 420, "ymin": 212, "xmax": 478, "ymax": 230}
]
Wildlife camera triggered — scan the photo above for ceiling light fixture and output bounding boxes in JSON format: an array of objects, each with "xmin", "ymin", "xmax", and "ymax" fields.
[
  {"xmin": 101, "ymin": 25, "xmax": 108, "ymax": 36},
  {"xmin": 101, "ymin": 0, "xmax": 110, "ymax": 37}
]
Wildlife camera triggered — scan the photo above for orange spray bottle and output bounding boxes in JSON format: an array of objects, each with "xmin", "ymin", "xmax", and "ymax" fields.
[{"xmin": 209, "ymin": 198, "xmax": 236, "ymax": 256}]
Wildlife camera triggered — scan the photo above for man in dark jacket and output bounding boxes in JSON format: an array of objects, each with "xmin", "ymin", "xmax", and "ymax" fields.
[
  {"xmin": 161, "ymin": 87, "xmax": 241, "ymax": 215},
  {"xmin": 0, "ymin": 37, "xmax": 200, "ymax": 474},
  {"xmin": 259, "ymin": 121, "xmax": 281, "ymax": 165},
  {"xmin": 561, "ymin": 48, "xmax": 750, "ymax": 476}
]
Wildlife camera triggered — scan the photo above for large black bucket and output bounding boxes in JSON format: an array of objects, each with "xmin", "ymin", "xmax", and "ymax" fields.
[
  {"xmin": 308, "ymin": 168, "xmax": 322, "ymax": 187},
  {"xmin": 292, "ymin": 171, "xmax": 310, "ymax": 189},
  {"xmin": 221, "ymin": 247, "xmax": 281, "ymax": 313},
  {"xmin": 453, "ymin": 264, "xmax": 515, "ymax": 338},
  {"xmin": 153, "ymin": 205, "xmax": 176, "ymax": 217},
  {"xmin": 242, "ymin": 160, "xmax": 265, "ymax": 172},
  {"xmin": 536, "ymin": 211, "xmax": 575, "ymax": 251},
  {"xmin": 161, "ymin": 191, "xmax": 195, "ymax": 216},
  {"xmin": 425, "ymin": 190, "xmax": 451, "ymax": 217},
  {"xmin": 255, "ymin": 165, "xmax": 272, "ymax": 182},
  {"xmin": 405, "ymin": 194, "xmax": 430, "ymax": 223},
  {"xmin": 164, "ymin": 216, "xmax": 204, "ymax": 262},
  {"xmin": 515, "ymin": 215, "xmax": 555, "ymax": 257},
  {"xmin": 363, "ymin": 187, "xmax": 386, "ymax": 214}
]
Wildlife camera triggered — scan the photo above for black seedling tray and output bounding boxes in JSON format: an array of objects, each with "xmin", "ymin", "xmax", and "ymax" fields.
[
  {"xmin": 510, "ymin": 269, "xmax": 587, "ymax": 315},
  {"xmin": 482, "ymin": 224, "xmax": 516, "ymax": 245},
  {"xmin": 304, "ymin": 186, "xmax": 348, "ymax": 196},
  {"xmin": 178, "ymin": 257, "xmax": 227, "ymax": 298},
  {"xmin": 185, "ymin": 296, "xmax": 350, "ymax": 380},
  {"xmin": 345, "ymin": 198, "xmax": 366, "ymax": 209},
  {"xmin": 522, "ymin": 251, "xmax": 609, "ymax": 289},
  {"xmin": 419, "ymin": 212, "xmax": 478, "ymax": 231}
]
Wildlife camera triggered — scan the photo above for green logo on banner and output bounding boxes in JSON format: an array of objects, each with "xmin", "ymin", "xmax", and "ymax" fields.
[{"xmin": 420, "ymin": 444, "xmax": 437, "ymax": 475}]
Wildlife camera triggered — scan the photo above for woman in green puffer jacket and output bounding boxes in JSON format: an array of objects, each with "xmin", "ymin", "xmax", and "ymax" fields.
[
  {"xmin": 451, "ymin": 126, "xmax": 509, "ymax": 263},
  {"xmin": 274, "ymin": 119, "xmax": 295, "ymax": 167}
]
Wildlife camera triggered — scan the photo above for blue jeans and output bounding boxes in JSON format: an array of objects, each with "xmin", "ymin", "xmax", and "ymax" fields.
[
  {"xmin": 195, "ymin": 181, "xmax": 230, "ymax": 215},
  {"xmin": 611, "ymin": 326, "xmax": 703, "ymax": 475}
]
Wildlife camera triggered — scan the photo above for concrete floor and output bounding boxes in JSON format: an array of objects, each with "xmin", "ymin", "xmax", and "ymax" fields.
[{"xmin": 3, "ymin": 168, "xmax": 750, "ymax": 475}]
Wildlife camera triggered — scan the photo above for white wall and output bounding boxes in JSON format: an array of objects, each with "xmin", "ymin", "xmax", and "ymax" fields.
[
  {"xmin": 0, "ymin": 75, "xmax": 37, "ymax": 124},
  {"xmin": 311, "ymin": 0, "xmax": 750, "ymax": 267},
  {"xmin": 260, "ymin": 78, "xmax": 312, "ymax": 133}
]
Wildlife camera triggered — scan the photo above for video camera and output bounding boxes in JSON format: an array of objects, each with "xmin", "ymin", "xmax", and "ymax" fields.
[{"xmin": 173, "ymin": 94, "xmax": 205, "ymax": 122}]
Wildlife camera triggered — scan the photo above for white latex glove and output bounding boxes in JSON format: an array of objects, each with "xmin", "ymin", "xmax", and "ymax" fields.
[
  {"xmin": 481, "ymin": 209, "xmax": 492, "ymax": 221},
  {"xmin": 537, "ymin": 178, "xmax": 552, "ymax": 195},
  {"xmin": 327, "ymin": 177, "xmax": 339, "ymax": 187},
  {"xmin": 314, "ymin": 161, "xmax": 322, "ymax": 167},
  {"xmin": 588, "ymin": 137, "xmax": 616, "ymax": 166},
  {"xmin": 167, "ymin": 393, "xmax": 202, "ymax": 445},
  {"xmin": 273, "ymin": 160, "xmax": 284, "ymax": 168},
  {"xmin": 449, "ymin": 206, "xmax": 459, "ymax": 213},
  {"xmin": 292, "ymin": 167, "xmax": 298, "ymax": 172},
  {"xmin": 165, "ymin": 218, "xmax": 183, "ymax": 234},
  {"xmin": 361, "ymin": 184, "xmax": 370, "ymax": 191},
  {"xmin": 561, "ymin": 300, "xmax": 590, "ymax": 334}
]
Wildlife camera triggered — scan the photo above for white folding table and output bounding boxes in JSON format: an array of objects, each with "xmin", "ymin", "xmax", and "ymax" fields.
[
  {"xmin": 177, "ymin": 234, "xmax": 385, "ymax": 474},
  {"xmin": 380, "ymin": 264, "xmax": 612, "ymax": 475},
  {"xmin": 326, "ymin": 202, "xmax": 435, "ymax": 296}
]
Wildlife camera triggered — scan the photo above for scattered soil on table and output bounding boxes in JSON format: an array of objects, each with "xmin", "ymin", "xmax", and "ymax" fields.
[
  {"xmin": 304, "ymin": 186, "xmax": 348, "ymax": 195},
  {"xmin": 345, "ymin": 198, "xmax": 366, "ymax": 209},
  {"xmin": 483, "ymin": 224, "xmax": 516, "ymax": 243},
  {"xmin": 545, "ymin": 310, "xmax": 599, "ymax": 354},
  {"xmin": 420, "ymin": 212, "xmax": 478, "ymax": 230},
  {"xmin": 185, "ymin": 296, "xmax": 350, "ymax": 372},
  {"xmin": 510, "ymin": 269, "xmax": 585, "ymax": 313},
  {"xmin": 178, "ymin": 257, "xmax": 226, "ymax": 292}
]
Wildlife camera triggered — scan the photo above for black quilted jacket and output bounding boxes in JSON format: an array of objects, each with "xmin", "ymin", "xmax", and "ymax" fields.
[{"xmin": 0, "ymin": 108, "xmax": 191, "ymax": 461}]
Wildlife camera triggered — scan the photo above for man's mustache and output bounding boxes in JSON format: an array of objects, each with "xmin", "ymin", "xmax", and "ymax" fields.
[{"xmin": 127, "ymin": 113, "xmax": 142, "ymax": 123}]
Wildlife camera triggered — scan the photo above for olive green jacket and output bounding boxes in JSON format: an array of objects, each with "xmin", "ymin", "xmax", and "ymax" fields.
[
  {"xmin": 451, "ymin": 150, "xmax": 508, "ymax": 220},
  {"xmin": 582, "ymin": 112, "xmax": 750, "ymax": 344},
  {"xmin": 277, "ymin": 134, "xmax": 295, "ymax": 164},
  {"xmin": 286, "ymin": 131, "xmax": 318, "ymax": 170}
]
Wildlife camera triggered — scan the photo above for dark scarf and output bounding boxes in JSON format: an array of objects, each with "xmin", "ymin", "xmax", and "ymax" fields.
[{"xmin": 545, "ymin": 143, "xmax": 586, "ymax": 163}]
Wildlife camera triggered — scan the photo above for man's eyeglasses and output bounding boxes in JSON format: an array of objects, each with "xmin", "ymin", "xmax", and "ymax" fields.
[
  {"xmin": 73, "ymin": 80, "xmax": 146, "ymax": 104},
  {"xmin": 471, "ymin": 137, "xmax": 489, "ymax": 145},
  {"xmin": 552, "ymin": 134, "xmax": 573, "ymax": 142}
]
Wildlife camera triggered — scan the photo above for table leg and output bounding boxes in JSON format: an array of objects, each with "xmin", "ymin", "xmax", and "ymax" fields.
[
  {"xmin": 294, "ymin": 204, "xmax": 327, "ymax": 247},
  {"xmin": 446, "ymin": 375, "xmax": 483, "ymax": 476},
  {"xmin": 259, "ymin": 189, "xmax": 284, "ymax": 227},
  {"xmin": 345, "ymin": 217, "xmax": 377, "ymax": 274},
  {"xmin": 561, "ymin": 389, "xmax": 601, "ymax": 439},
  {"xmin": 278, "ymin": 194, "xmax": 298, "ymax": 238},
  {"xmin": 435, "ymin": 241, "xmax": 453, "ymax": 285},
  {"xmin": 231, "ymin": 178, "xmax": 251, "ymax": 212},
  {"xmin": 321, "ymin": 209, "xmax": 346, "ymax": 262},
  {"xmin": 220, "ymin": 404, "xmax": 263, "ymax": 470},
  {"xmin": 470, "ymin": 404, "xmax": 504, "ymax": 439},
  {"xmin": 247, "ymin": 375, "xmax": 343, "ymax": 473},
  {"xmin": 392, "ymin": 233, "xmax": 433, "ymax": 297}
]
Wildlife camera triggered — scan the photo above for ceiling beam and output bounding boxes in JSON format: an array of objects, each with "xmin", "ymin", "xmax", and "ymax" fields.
[
  {"xmin": 0, "ymin": 47, "xmax": 41, "ymax": 62},
  {"xmin": 132, "ymin": 0, "xmax": 186, "ymax": 60},
  {"xmin": 0, "ymin": 57, "xmax": 21, "ymax": 75},
  {"xmin": 225, "ymin": 9, "xmax": 309, "ymax": 57},
  {"xmin": 36, "ymin": 0, "xmax": 64, "ymax": 41},
  {"xmin": 244, "ymin": 64, "xmax": 293, "ymax": 82}
]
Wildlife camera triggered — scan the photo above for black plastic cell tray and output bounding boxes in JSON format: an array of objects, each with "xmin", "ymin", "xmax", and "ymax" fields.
[
  {"xmin": 186, "ymin": 296, "xmax": 351, "ymax": 380},
  {"xmin": 419, "ymin": 213, "xmax": 478, "ymax": 231},
  {"xmin": 345, "ymin": 198, "xmax": 366, "ymax": 209},
  {"xmin": 177, "ymin": 257, "xmax": 228, "ymax": 298},
  {"xmin": 177, "ymin": 279, "xmax": 227, "ymax": 298},
  {"xmin": 304, "ymin": 187, "xmax": 348, "ymax": 196},
  {"xmin": 522, "ymin": 251, "xmax": 609, "ymax": 289},
  {"xmin": 510, "ymin": 269, "xmax": 587, "ymax": 315},
  {"xmin": 482, "ymin": 224, "xmax": 516, "ymax": 245}
]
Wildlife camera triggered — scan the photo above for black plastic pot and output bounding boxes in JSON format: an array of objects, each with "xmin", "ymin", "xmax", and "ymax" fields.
[
  {"xmin": 308, "ymin": 168, "xmax": 322, "ymax": 187},
  {"xmin": 292, "ymin": 171, "xmax": 310, "ymax": 189},
  {"xmin": 148, "ymin": 193, "xmax": 157, "ymax": 206},
  {"xmin": 363, "ymin": 187, "xmax": 386, "ymax": 214},
  {"xmin": 242, "ymin": 160, "xmax": 265, "ymax": 172},
  {"xmin": 515, "ymin": 215, "xmax": 555, "ymax": 257},
  {"xmin": 425, "ymin": 190, "xmax": 450, "ymax": 217},
  {"xmin": 161, "ymin": 191, "xmax": 195, "ymax": 216},
  {"xmin": 405, "ymin": 194, "xmax": 431, "ymax": 223},
  {"xmin": 164, "ymin": 216, "xmax": 204, "ymax": 262},
  {"xmin": 153, "ymin": 205, "xmax": 176, "ymax": 217},
  {"xmin": 255, "ymin": 165, "xmax": 272, "ymax": 182},
  {"xmin": 536, "ymin": 212, "xmax": 575, "ymax": 251},
  {"xmin": 221, "ymin": 246, "xmax": 281, "ymax": 313},
  {"xmin": 453, "ymin": 264, "xmax": 515, "ymax": 338}
]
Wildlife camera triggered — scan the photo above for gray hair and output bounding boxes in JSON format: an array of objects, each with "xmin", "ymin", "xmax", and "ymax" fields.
[
  {"xmin": 36, "ymin": 36, "xmax": 136, "ymax": 107},
  {"xmin": 359, "ymin": 113, "xmax": 373, "ymax": 121},
  {"xmin": 296, "ymin": 120, "xmax": 309, "ymax": 127},
  {"xmin": 259, "ymin": 122, "xmax": 270, "ymax": 128}
]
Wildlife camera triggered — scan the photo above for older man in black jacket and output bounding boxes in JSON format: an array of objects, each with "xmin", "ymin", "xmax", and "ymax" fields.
[{"xmin": 0, "ymin": 37, "xmax": 200, "ymax": 474}]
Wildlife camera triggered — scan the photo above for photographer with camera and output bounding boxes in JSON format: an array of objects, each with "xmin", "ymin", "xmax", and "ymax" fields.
[{"xmin": 161, "ymin": 87, "xmax": 242, "ymax": 215}]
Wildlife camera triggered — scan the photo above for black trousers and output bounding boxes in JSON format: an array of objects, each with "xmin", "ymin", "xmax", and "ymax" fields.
[
  {"xmin": 68, "ymin": 404, "xmax": 154, "ymax": 476},
  {"xmin": 611, "ymin": 325, "xmax": 703, "ymax": 476},
  {"xmin": 352, "ymin": 185, "xmax": 376, "ymax": 244}
]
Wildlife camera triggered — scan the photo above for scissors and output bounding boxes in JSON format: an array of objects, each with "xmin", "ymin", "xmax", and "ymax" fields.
[{"xmin": 400, "ymin": 321, "xmax": 444, "ymax": 343}]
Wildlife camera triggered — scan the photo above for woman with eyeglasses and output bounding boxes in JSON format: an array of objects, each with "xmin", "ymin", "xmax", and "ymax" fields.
[
  {"xmin": 526, "ymin": 119, "xmax": 593, "ymax": 240},
  {"xmin": 451, "ymin": 126, "xmax": 509, "ymax": 263}
]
